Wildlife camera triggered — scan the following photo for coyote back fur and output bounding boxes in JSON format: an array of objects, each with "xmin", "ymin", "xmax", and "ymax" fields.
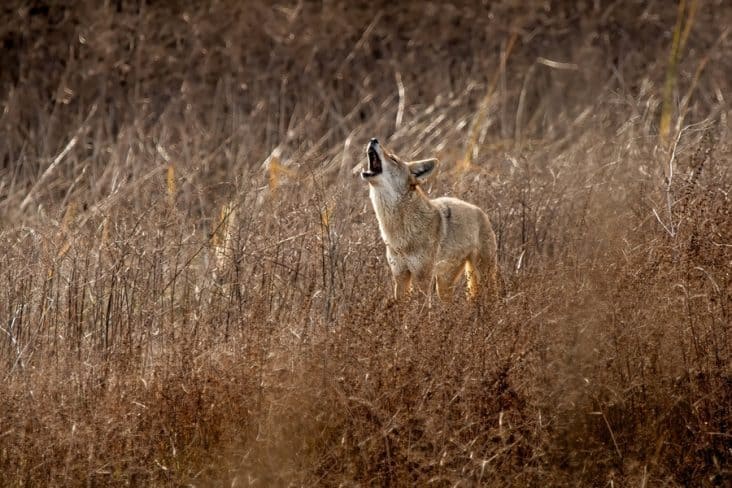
[{"xmin": 361, "ymin": 138, "xmax": 498, "ymax": 301}]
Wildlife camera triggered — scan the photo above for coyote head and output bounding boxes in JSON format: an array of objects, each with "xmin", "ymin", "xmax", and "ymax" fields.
[{"xmin": 361, "ymin": 138, "xmax": 437, "ymax": 192}]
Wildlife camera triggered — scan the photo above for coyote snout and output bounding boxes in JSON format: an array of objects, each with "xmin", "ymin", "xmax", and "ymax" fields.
[{"xmin": 362, "ymin": 139, "xmax": 499, "ymax": 301}]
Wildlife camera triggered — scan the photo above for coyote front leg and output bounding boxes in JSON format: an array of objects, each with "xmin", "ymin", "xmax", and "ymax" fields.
[
  {"xmin": 387, "ymin": 247, "xmax": 412, "ymax": 299},
  {"xmin": 392, "ymin": 272, "xmax": 412, "ymax": 300}
]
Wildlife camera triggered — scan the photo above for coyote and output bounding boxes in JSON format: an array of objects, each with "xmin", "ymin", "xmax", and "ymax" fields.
[{"xmin": 361, "ymin": 138, "xmax": 499, "ymax": 301}]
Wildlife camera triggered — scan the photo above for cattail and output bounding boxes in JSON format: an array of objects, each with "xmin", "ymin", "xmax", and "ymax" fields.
[{"xmin": 166, "ymin": 163, "xmax": 176, "ymax": 207}]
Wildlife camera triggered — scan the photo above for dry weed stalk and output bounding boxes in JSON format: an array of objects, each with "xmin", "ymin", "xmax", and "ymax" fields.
[{"xmin": 0, "ymin": 2, "xmax": 729, "ymax": 486}]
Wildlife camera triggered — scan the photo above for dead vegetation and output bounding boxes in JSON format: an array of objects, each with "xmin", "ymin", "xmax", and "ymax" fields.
[{"xmin": 1, "ymin": 1, "xmax": 730, "ymax": 485}]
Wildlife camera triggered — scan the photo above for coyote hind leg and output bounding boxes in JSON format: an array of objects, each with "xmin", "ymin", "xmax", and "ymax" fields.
[
  {"xmin": 465, "ymin": 259, "xmax": 479, "ymax": 299},
  {"xmin": 465, "ymin": 252, "xmax": 499, "ymax": 301}
]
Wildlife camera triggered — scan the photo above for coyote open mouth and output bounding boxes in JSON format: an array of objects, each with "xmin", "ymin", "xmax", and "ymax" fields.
[{"xmin": 362, "ymin": 142, "xmax": 382, "ymax": 179}]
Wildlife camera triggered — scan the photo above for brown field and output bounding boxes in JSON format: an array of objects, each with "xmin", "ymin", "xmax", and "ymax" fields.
[{"xmin": 1, "ymin": 1, "xmax": 730, "ymax": 486}]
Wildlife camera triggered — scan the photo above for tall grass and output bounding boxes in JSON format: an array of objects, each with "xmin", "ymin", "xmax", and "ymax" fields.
[{"xmin": 1, "ymin": 1, "xmax": 730, "ymax": 485}]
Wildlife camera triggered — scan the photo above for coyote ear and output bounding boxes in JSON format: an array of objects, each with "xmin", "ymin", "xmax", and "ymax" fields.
[{"xmin": 408, "ymin": 158, "xmax": 437, "ymax": 185}]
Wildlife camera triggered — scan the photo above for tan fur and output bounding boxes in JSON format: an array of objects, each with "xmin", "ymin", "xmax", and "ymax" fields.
[{"xmin": 361, "ymin": 139, "xmax": 499, "ymax": 301}]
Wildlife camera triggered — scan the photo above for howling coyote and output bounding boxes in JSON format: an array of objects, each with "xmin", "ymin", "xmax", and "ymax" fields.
[{"xmin": 361, "ymin": 138, "xmax": 499, "ymax": 301}]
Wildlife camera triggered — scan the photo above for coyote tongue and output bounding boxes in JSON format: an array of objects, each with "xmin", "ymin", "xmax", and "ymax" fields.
[
  {"xmin": 368, "ymin": 147, "xmax": 382, "ymax": 173},
  {"xmin": 362, "ymin": 145, "xmax": 382, "ymax": 178}
]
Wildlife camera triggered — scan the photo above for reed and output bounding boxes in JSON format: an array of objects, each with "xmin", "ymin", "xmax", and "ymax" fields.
[{"xmin": 0, "ymin": 1, "xmax": 729, "ymax": 485}]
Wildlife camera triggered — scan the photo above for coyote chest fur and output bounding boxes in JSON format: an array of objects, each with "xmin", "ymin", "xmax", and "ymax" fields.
[{"xmin": 362, "ymin": 138, "xmax": 498, "ymax": 300}]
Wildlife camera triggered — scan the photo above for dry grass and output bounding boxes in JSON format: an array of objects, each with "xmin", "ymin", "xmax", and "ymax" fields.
[{"xmin": 1, "ymin": 1, "xmax": 731, "ymax": 486}]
